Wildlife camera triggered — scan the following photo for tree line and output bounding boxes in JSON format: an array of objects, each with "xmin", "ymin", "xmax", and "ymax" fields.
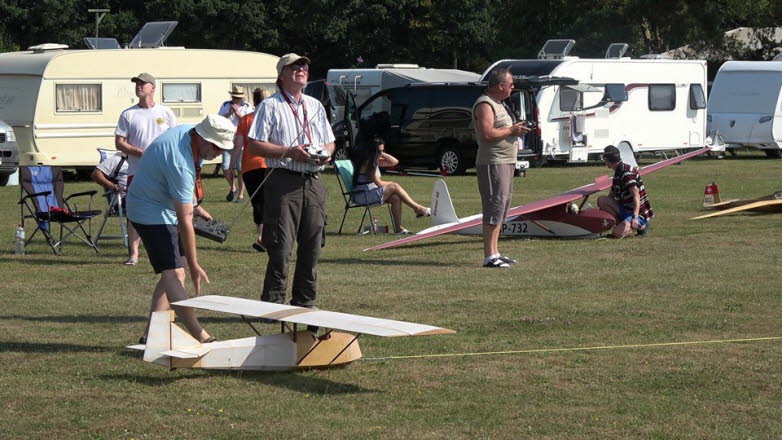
[{"xmin": 1, "ymin": 0, "xmax": 780, "ymax": 77}]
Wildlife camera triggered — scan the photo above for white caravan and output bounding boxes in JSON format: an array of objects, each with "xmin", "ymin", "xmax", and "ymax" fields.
[
  {"xmin": 0, "ymin": 25, "xmax": 278, "ymax": 168},
  {"xmin": 482, "ymin": 41, "xmax": 709, "ymax": 163},
  {"xmin": 707, "ymin": 61, "xmax": 782, "ymax": 158},
  {"xmin": 325, "ymin": 65, "xmax": 480, "ymax": 124}
]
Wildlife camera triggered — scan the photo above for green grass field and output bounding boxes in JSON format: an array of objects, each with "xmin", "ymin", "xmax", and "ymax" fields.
[{"xmin": 1, "ymin": 152, "xmax": 780, "ymax": 439}]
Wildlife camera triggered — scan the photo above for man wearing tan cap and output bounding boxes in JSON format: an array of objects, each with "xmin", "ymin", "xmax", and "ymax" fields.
[
  {"xmin": 218, "ymin": 86, "xmax": 253, "ymax": 202},
  {"xmin": 127, "ymin": 115, "xmax": 236, "ymax": 345},
  {"xmin": 247, "ymin": 53, "xmax": 335, "ymax": 310},
  {"xmin": 115, "ymin": 72, "xmax": 177, "ymax": 266}
]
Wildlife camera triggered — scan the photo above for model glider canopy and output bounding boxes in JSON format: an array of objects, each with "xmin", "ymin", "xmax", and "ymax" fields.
[
  {"xmin": 173, "ymin": 296, "xmax": 454, "ymax": 337},
  {"xmin": 364, "ymin": 147, "xmax": 711, "ymax": 251}
]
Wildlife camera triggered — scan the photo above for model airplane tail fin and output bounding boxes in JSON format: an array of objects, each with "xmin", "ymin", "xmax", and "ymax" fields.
[
  {"xmin": 143, "ymin": 311, "xmax": 211, "ymax": 366},
  {"xmin": 431, "ymin": 179, "xmax": 460, "ymax": 226},
  {"xmin": 703, "ymin": 182, "xmax": 722, "ymax": 207}
]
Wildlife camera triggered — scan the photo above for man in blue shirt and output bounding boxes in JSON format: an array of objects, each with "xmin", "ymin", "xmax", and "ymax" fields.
[{"xmin": 127, "ymin": 115, "xmax": 236, "ymax": 344}]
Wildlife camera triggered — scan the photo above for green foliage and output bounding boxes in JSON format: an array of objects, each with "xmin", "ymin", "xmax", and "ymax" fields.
[{"xmin": 0, "ymin": 0, "xmax": 779, "ymax": 72}]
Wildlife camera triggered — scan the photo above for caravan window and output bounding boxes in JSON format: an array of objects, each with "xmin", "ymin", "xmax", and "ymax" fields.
[
  {"xmin": 231, "ymin": 83, "xmax": 276, "ymax": 102},
  {"xmin": 55, "ymin": 84, "xmax": 102, "ymax": 112},
  {"xmin": 559, "ymin": 87, "xmax": 581, "ymax": 111},
  {"xmin": 162, "ymin": 83, "xmax": 202, "ymax": 103},
  {"xmin": 688, "ymin": 84, "xmax": 706, "ymax": 110},
  {"xmin": 649, "ymin": 84, "xmax": 676, "ymax": 111}
]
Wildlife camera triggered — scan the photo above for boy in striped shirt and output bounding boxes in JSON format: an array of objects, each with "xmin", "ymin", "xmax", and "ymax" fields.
[{"xmin": 597, "ymin": 145, "xmax": 653, "ymax": 238}]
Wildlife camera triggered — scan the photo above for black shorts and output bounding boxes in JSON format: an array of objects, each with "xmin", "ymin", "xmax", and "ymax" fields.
[
  {"xmin": 242, "ymin": 168, "xmax": 266, "ymax": 226},
  {"xmin": 131, "ymin": 222, "xmax": 185, "ymax": 274}
]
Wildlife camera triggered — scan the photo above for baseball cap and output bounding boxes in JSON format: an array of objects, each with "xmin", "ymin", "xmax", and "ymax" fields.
[
  {"xmin": 276, "ymin": 53, "xmax": 311, "ymax": 75},
  {"xmin": 131, "ymin": 73, "xmax": 156, "ymax": 86},
  {"xmin": 194, "ymin": 115, "xmax": 236, "ymax": 150}
]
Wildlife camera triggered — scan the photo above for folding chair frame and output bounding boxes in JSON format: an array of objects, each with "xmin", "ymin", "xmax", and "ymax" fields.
[
  {"xmin": 333, "ymin": 160, "xmax": 396, "ymax": 235},
  {"xmin": 94, "ymin": 149, "xmax": 129, "ymax": 247},
  {"xmin": 18, "ymin": 167, "xmax": 100, "ymax": 255}
]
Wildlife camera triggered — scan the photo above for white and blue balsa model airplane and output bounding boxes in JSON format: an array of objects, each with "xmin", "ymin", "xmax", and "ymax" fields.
[{"xmin": 127, "ymin": 295, "xmax": 454, "ymax": 371}]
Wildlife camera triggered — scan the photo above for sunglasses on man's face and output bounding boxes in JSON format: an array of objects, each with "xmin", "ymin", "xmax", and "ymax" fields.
[{"xmin": 288, "ymin": 63, "xmax": 310, "ymax": 72}]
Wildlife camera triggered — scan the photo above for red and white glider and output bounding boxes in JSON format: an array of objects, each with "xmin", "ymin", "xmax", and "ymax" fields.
[{"xmin": 364, "ymin": 147, "xmax": 710, "ymax": 251}]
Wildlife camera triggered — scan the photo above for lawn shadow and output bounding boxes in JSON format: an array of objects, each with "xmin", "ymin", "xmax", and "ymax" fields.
[
  {"xmin": 0, "ymin": 256, "xmax": 103, "ymax": 265},
  {"xmin": 0, "ymin": 341, "xmax": 116, "ymax": 353},
  {"xmin": 0, "ymin": 315, "xmax": 244, "ymax": 324},
  {"xmin": 100, "ymin": 369, "xmax": 377, "ymax": 395}
]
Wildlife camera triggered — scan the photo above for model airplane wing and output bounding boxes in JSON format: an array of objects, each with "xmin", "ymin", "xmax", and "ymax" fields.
[
  {"xmin": 365, "ymin": 147, "xmax": 711, "ymax": 251},
  {"xmin": 173, "ymin": 295, "xmax": 454, "ymax": 337},
  {"xmin": 690, "ymin": 199, "xmax": 782, "ymax": 219}
]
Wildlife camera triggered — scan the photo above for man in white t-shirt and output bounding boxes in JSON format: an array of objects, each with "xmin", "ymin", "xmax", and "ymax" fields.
[
  {"xmin": 217, "ymin": 86, "xmax": 252, "ymax": 202},
  {"xmin": 115, "ymin": 72, "xmax": 177, "ymax": 266}
]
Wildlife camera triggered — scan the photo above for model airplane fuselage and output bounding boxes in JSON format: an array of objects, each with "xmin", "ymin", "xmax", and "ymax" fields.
[
  {"xmin": 127, "ymin": 295, "xmax": 454, "ymax": 371},
  {"xmin": 365, "ymin": 147, "xmax": 711, "ymax": 252},
  {"xmin": 429, "ymin": 179, "xmax": 616, "ymax": 239},
  {"xmin": 691, "ymin": 182, "xmax": 782, "ymax": 219}
]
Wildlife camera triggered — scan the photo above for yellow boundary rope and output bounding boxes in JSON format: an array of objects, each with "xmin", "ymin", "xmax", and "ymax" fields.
[{"xmin": 362, "ymin": 336, "xmax": 782, "ymax": 362}]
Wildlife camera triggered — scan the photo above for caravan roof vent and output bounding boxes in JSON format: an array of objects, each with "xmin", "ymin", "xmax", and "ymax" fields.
[
  {"xmin": 773, "ymin": 52, "xmax": 782, "ymax": 61},
  {"xmin": 538, "ymin": 39, "xmax": 575, "ymax": 59},
  {"xmin": 129, "ymin": 21, "xmax": 178, "ymax": 48},
  {"xmin": 28, "ymin": 43, "xmax": 69, "ymax": 53},
  {"xmin": 375, "ymin": 64, "xmax": 420, "ymax": 69},
  {"xmin": 605, "ymin": 43, "xmax": 629, "ymax": 59},
  {"xmin": 84, "ymin": 37, "xmax": 121, "ymax": 50}
]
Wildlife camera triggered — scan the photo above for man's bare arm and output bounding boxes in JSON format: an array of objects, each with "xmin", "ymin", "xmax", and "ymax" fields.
[
  {"xmin": 115, "ymin": 135, "xmax": 144, "ymax": 157},
  {"xmin": 474, "ymin": 103, "xmax": 527, "ymax": 144}
]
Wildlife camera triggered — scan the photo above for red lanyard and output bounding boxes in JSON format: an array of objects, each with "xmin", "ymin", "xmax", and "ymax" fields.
[
  {"xmin": 281, "ymin": 90, "xmax": 313, "ymax": 145},
  {"xmin": 190, "ymin": 137, "xmax": 204, "ymax": 204}
]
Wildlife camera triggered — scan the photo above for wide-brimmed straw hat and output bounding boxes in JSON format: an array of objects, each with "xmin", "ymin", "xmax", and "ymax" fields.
[{"xmin": 229, "ymin": 86, "xmax": 244, "ymax": 98}]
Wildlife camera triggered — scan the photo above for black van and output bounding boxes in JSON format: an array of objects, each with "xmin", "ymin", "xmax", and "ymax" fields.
[
  {"xmin": 348, "ymin": 83, "xmax": 483, "ymax": 174},
  {"xmin": 340, "ymin": 77, "xmax": 575, "ymax": 174}
]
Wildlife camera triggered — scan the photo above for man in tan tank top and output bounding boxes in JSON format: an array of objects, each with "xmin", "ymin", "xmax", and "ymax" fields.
[{"xmin": 473, "ymin": 68, "xmax": 529, "ymax": 268}]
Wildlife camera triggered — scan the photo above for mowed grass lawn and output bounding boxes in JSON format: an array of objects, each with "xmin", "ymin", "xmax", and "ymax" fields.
[{"xmin": 1, "ymin": 152, "xmax": 780, "ymax": 439}]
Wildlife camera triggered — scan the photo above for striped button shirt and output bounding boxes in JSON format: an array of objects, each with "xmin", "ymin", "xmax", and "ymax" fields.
[{"xmin": 248, "ymin": 90, "xmax": 335, "ymax": 173}]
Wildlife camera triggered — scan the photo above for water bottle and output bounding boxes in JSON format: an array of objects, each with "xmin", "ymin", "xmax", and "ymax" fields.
[
  {"xmin": 371, "ymin": 217, "xmax": 378, "ymax": 233},
  {"xmin": 14, "ymin": 225, "xmax": 25, "ymax": 255}
]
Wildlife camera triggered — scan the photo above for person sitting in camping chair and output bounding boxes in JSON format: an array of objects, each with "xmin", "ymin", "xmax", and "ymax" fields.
[
  {"xmin": 351, "ymin": 136, "xmax": 430, "ymax": 234},
  {"xmin": 92, "ymin": 152, "xmax": 128, "ymax": 199}
]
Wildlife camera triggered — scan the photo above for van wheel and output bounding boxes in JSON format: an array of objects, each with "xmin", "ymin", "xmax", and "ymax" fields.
[
  {"xmin": 334, "ymin": 147, "xmax": 349, "ymax": 161},
  {"xmin": 439, "ymin": 147, "xmax": 465, "ymax": 175},
  {"xmin": 764, "ymin": 149, "xmax": 781, "ymax": 159},
  {"xmin": 0, "ymin": 173, "xmax": 9, "ymax": 186}
]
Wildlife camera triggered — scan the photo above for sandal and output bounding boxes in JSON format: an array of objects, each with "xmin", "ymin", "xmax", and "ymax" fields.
[
  {"xmin": 416, "ymin": 208, "xmax": 431, "ymax": 218},
  {"xmin": 123, "ymin": 257, "xmax": 138, "ymax": 266}
]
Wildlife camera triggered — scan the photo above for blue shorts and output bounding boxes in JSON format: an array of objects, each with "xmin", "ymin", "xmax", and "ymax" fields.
[{"xmin": 617, "ymin": 205, "xmax": 649, "ymax": 226}]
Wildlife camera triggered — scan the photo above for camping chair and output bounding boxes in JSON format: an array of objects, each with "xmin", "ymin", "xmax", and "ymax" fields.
[
  {"xmin": 333, "ymin": 160, "xmax": 395, "ymax": 235},
  {"xmin": 19, "ymin": 166, "xmax": 101, "ymax": 255},
  {"xmin": 94, "ymin": 149, "xmax": 128, "ymax": 247}
]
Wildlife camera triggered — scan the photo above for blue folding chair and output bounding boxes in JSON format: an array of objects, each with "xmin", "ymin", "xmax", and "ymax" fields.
[{"xmin": 19, "ymin": 166, "xmax": 101, "ymax": 255}]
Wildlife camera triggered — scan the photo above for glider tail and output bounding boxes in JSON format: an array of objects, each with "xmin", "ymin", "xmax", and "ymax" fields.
[
  {"xmin": 703, "ymin": 182, "xmax": 722, "ymax": 208},
  {"xmin": 143, "ymin": 311, "xmax": 204, "ymax": 367},
  {"xmin": 431, "ymin": 179, "xmax": 460, "ymax": 226}
]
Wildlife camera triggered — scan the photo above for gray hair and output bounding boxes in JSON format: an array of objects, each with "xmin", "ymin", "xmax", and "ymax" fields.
[{"xmin": 487, "ymin": 68, "xmax": 512, "ymax": 87}]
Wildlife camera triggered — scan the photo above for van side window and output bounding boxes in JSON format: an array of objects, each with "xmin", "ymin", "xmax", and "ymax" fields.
[
  {"xmin": 688, "ymin": 84, "xmax": 706, "ymax": 110},
  {"xmin": 162, "ymin": 83, "xmax": 202, "ymax": 103},
  {"xmin": 55, "ymin": 84, "xmax": 101, "ymax": 112},
  {"xmin": 559, "ymin": 87, "xmax": 581, "ymax": 111},
  {"xmin": 649, "ymin": 84, "xmax": 676, "ymax": 111}
]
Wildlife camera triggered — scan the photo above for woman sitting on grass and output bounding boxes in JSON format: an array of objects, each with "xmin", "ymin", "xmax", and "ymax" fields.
[{"xmin": 351, "ymin": 136, "xmax": 430, "ymax": 234}]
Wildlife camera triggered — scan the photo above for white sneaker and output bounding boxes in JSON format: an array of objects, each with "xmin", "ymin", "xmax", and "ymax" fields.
[{"xmin": 482, "ymin": 257, "xmax": 510, "ymax": 268}]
